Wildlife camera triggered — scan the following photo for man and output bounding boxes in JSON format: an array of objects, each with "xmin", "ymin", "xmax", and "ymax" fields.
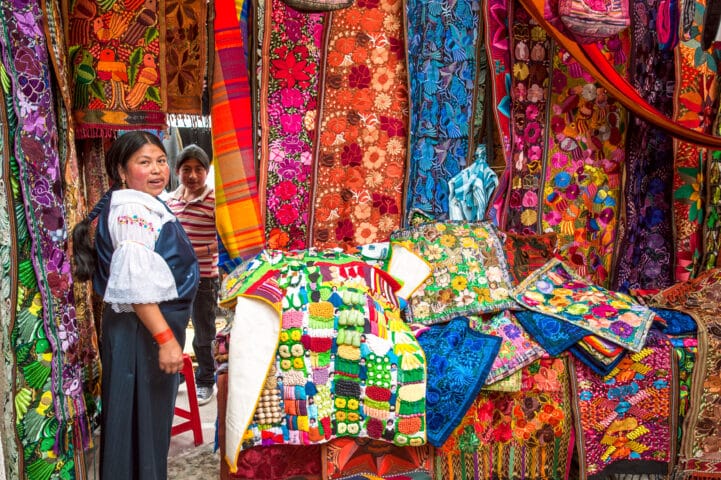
[{"xmin": 166, "ymin": 144, "xmax": 218, "ymax": 405}]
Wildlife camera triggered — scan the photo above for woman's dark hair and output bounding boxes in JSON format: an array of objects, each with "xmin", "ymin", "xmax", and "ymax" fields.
[{"xmin": 72, "ymin": 131, "xmax": 166, "ymax": 281}]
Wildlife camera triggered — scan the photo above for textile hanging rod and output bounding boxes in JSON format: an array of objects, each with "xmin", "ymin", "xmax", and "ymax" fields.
[{"xmin": 518, "ymin": 0, "xmax": 721, "ymax": 150}]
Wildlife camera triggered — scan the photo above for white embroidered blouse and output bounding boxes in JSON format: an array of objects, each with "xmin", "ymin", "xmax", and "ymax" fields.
[{"xmin": 103, "ymin": 190, "xmax": 180, "ymax": 312}]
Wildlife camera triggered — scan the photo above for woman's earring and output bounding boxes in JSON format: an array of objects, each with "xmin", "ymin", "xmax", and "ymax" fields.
[{"xmin": 121, "ymin": 178, "xmax": 127, "ymax": 188}]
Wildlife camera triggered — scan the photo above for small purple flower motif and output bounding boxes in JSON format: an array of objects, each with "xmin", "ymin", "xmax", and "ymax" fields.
[
  {"xmin": 502, "ymin": 323, "xmax": 522, "ymax": 340},
  {"xmin": 536, "ymin": 279, "xmax": 554, "ymax": 294},
  {"xmin": 610, "ymin": 320, "xmax": 633, "ymax": 338}
]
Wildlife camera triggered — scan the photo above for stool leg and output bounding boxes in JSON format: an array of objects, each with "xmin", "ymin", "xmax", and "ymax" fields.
[{"xmin": 181, "ymin": 354, "xmax": 204, "ymax": 446}]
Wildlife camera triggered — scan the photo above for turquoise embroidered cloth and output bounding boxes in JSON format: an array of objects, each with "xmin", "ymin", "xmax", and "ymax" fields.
[
  {"xmin": 514, "ymin": 258, "xmax": 655, "ymax": 352},
  {"xmin": 448, "ymin": 145, "xmax": 499, "ymax": 222}
]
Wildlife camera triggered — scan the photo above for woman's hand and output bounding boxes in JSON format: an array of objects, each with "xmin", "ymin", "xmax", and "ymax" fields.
[{"xmin": 158, "ymin": 338, "xmax": 185, "ymax": 374}]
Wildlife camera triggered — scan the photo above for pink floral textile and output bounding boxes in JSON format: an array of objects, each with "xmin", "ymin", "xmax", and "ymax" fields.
[
  {"xmin": 260, "ymin": 0, "xmax": 324, "ymax": 251},
  {"xmin": 514, "ymin": 258, "xmax": 655, "ymax": 352}
]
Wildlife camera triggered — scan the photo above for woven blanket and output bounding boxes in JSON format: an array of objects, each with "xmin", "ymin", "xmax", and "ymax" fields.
[
  {"xmin": 504, "ymin": 1, "xmax": 552, "ymax": 233},
  {"xmin": 650, "ymin": 269, "xmax": 721, "ymax": 477},
  {"xmin": 222, "ymin": 250, "xmax": 427, "ymax": 473},
  {"xmin": 418, "ymin": 318, "xmax": 501, "ymax": 446},
  {"xmin": 165, "ymin": 0, "xmax": 207, "ymax": 114},
  {"xmin": 514, "ymin": 258, "xmax": 655, "ymax": 352},
  {"xmin": 484, "ymin": 0, "xmax": 513, "ymax": 227},
  {"xmin": 311, "ymin": 0, "xmax": 407, "ymax": 250},
  {"xmin": 469, "ymin": 311, "xmax": 545, "ymax": 384},
  {"xmin": 611, "ymin": 0, "xmax": 675, "ymax": 292},
  {"xmin": 391, "ymin": 221, "xmax": 516, "ymax": 325},
  {"xmin": 1, "ymin": 0, "xmax": 92, "ymax": 465},
  {"xmin": 325, "ymin": 438, "xmax": 434, "ymax": 479},
  {"xmin": 68, "ymin": 0, "xmax": 167, "ymax": 137},
  {"xmin": 539, "ymin": 36, "xmax": 627, "ymax": 287},
  {"xmin": 435, "ymin": 357, "xmax": 575, "ymax": 480},
  {"xmin": 570, "ymin": 329, "xmax": 676, "ymax": 480},
  {"xmin": 212, "ymin": 0, "xmax": 265, "ymax": 265},
  {"xmin": 671, "ymin": 0, "xmax": 719, "ymax": 282},
  {"xmin": 405, "ymin": 0, "xmax": 480, "ymax": 221},
  {"xmin": 259, "ymin": 0, "xmax": 324, "ymax": 251}
]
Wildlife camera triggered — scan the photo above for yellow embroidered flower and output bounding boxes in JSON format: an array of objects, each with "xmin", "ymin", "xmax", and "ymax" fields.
[
  {"xmin": 290, "ymin": 330, "xmax": 302, "ymax": 341},
  {"xmin": 439, "ymin": 234, "xmax": 457, "ymax": 248},
  {"xmin": 279, "ymin": 332, "xmax": 289, "ymax": 342},
  {"xmin": 292, "ymin": 357, "xmax": 305, "ymax": 369},
  {"xmin": 549, "ymin": 295, "xmax": 571, "ymax": 308},
  {"xmin": 280, "ymin": 359, "xmax": 292, "ymax": 370},
  {"xmin": 347, "ymin": 398, "xmax": 359, "ymax": 410},
  {"xmin": 335, "ymin": 397, "xmax": 347, "ymax": 409},
  {"xmin": 335, "ymin": 411, "xmax": 347, "ymax": 422},
  {"xmin": 451, "ymin": 276, "xmax": 468, "ymax": 291}
]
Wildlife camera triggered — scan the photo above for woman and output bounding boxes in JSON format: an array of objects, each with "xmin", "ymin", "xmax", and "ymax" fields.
[{"xmin": 72, "ymin": 131, "xmax": 199, "ymax": 480}]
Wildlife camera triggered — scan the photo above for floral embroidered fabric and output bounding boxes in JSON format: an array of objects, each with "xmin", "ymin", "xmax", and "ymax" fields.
[
  {"xmin": 671, "ymin": 0, "xmax": 719, "ymax": 281},
  {"xmin": 611, "ymin": 0, "xmax": 675, "ymax": 292},
  {"xmin": 514, "ymin": 308, "xmax": 589, "ymax": 356},
  {"xmin": 261, "ymin": 1, "xmax": 324, "ymax": 250},
  {"xmin": 405, "ymin": 0, "xmax": 480, "ymax": 220},
  {"xmin": 165, "ymin": 0, "xmax": 207, "ymax": 114},
  {"xmin": 504, "ymin": 3, "xmax": 552, "ymax": 233},
  {"xmin": 227, "ymin": 250, "xmax": 427, "ymax": 449},
  {"xmin": 570, "ymin": 329, "xmax": 675, "ymax": 479},
  {"xmin": 567, "ymin": 336, "xmax": 626, "ymax": 376},
  {"xmin": 514, "ymin": 258, "xmax": 655, "ymax": 352},
  {"xmin": 435, "ymin": 357, "xmax": 575, "ymax": 480},
  {"xmin": 391, "ymin": 221, "xmax": 515, "ymax": 325},
  {"xmin": 311, "ymin": 0, "xmax": 407, "ymax": 249},
  {"xmin": 501, "ymin": 231, "xmax": 558, "ymax": 285},
  {"xmin": 417, "ymin": 317, "xmax": 501, "ymax": 446},
  {"xmin": 469, "ymin": 311, "xmax": 545, "ymax": 384},
  {"xmin": 541, "ymin": 39, "xmax": 627, "ymax": 286}
]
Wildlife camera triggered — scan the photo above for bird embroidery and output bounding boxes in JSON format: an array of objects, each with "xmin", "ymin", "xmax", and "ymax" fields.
[
  {"xmin": 126, "ymin": 53, "xmax": 158, "ymax": 108},
  {"xmin": 97, "ymin": 48, "xmax": 129, "ymax": 109}
]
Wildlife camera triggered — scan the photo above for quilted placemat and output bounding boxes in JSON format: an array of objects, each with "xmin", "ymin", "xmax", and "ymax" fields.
[
  {"xmin": 418, "ymin": 317, "xmax": 501, "ymax": 446},
  {"xmin": 514, "ymin": 258, "xmax": 654, "ymax": 352},
  {"xmin": 469, "ymin": 311, "xmax": 545, "ymax": 384},
  {"xmin": 391, "ymin": 221, "xmax": 516, "ymax": 325}
]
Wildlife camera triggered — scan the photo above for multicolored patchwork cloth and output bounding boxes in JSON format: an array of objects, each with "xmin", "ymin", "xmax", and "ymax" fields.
[
  {"xmin": 212, "ymin": 0, "xmax": 265, "ymax": 264},
  {"xmin": 434, "ymin": 357, "xmax": 575, "ymax": 480},
  {"xmin": 611, "ymin": 0, "xmax": 675, "ymax": 293},
  {"xmin": 259, "ymin": 0, "xmax": 324, "ymax": 251},
  {"xmin": 68, "ymin": 0, "xmax": 167, "ymax": 136},
  {"xmin": 650, "ymin": 269, "xmax": 721, "ymax": 479},
  {"xmin": 391, "ymin": 221, "xmax": 516, "ymax": 325},
  {"xmin": 221, "ymin": 250, "xmax": 427, "ymax": 473},
  {"xmin": 405, "ymin": 0, "xmax": 481, "ymax": 220},
  {"xmin": 469, "ymin": 311, "xmax": 546, "ymax": 384},
  {"xmin": 311, "ymin": 0, "xmax": 407, "ymax": 250},
  {"xmin": 570, "ymin": 329, "xmax": 676, "ymax": 479},
  {"xmin": 514, "ymin": 258, "xmax": 655, "ymax": 352},
  {"xmin": 417, "ymin": 317, "xmax": 501, "ymax": 446},
  {"xmin": 325, "ymin": 438, "xmax": 434, "ymax": 479}
]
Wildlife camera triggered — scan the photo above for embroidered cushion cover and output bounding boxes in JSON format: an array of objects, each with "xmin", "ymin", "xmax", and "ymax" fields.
[
  {"xmin": 417, "ymin": 317, "xmax": 502, "ymax": 446},
  {"xmin": 222, "ymin": 249, "xmax": 427, "ymax": 470},
  {"xmin": 391, "ymin": 221, "xmax": 516, "ymax": 325},
  {"xmin": 514, "ymin": 258, "xmax": 655, "ymax": 352}
]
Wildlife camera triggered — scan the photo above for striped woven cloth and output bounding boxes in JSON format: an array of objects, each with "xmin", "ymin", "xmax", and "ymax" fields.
[{"xmin": 211, "ymin": 0, "xmax": 265, "ymax": 266}]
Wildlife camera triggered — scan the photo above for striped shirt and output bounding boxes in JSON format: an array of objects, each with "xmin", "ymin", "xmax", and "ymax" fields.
[{"xmin": 166, "ymin": 185, "xmax": 219, "ymax": 278}]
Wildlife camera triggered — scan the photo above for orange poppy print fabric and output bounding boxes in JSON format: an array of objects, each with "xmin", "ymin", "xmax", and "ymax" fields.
[{"xmin": 311, "ymin": 0, "xmax": 408, "ymax": 250}]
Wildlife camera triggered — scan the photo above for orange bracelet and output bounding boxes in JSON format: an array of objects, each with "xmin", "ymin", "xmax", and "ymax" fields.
[{"xmin": 153, "ymin": 328, "xmax": 175, "ymax": 345}]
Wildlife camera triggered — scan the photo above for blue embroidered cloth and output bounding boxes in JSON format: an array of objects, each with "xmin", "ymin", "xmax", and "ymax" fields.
[
  {"xmin": 514, "ymin": 309, "xmax": 590, "ymax": 356},
  {"xmin": 448, "ymin": 145, "xmax": 499, "ymax": 222},
  {"xmin": 568, "ymin": 344, "xmax": 626, "ymax": 376},
  {"xmin": 651, "ymin": 307, "xmax": 697, "ymax": 336},
  {"xmin": 417, "ymin": 317, "xmax": 501, "ymax": 447}
]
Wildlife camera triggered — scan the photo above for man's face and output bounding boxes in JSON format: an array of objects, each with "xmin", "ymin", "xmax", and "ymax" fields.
[{"xmin": 177, "ymin": 158, "xmax": 208, "ymax": 197}]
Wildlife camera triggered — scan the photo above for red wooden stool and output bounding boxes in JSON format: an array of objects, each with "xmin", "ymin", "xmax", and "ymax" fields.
[{"xmin": 172, "ymin": 353, "xmax": 204, "ymax": 446}]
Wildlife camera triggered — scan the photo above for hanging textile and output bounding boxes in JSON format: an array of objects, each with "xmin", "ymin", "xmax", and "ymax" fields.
[
  {"xmin": 310, "ymin": 0, "xmax": 408, "ymax": 249},
  {"xmin": 611, "ymin": 0, "xmax": 675, "ymax": 292},
  {"xmin": 404, "ymin": 0, "xmax": 481, "ymax": 222},
  {"xmin": 325, "ymin": 438, "xmax": 434, "ymax": 479},
  {"xmin": 0, "ymin": 64, "xmax": 19, "ymax": 480},
  {"xmin": 259, "ymin": 0, "xmax": 324, "ymax": 250},
  {"xmin": 68, "ymin": 0, "xmax": 167, "ymax": 137},
  {"xmin": 702, "ymin": 113, "xmax": 721, "ymax": 269},
  {"xmin": 212, "ymin": 0, "xmax": 265, "ymax": 264},
  {"xmin": 671, "ymin": 0, "xmax": 719, "ymax": 282},
  {"xmin": 1, "ymin": 0, "xmax": 92, "ymax": 468},
  {"xmin": 504, "ymin": 1, "xmax": 552, "ymax": 233},
  {"xmin": 448, "ymin": 145, "xmax": 499, "ymax": 222},
  {"xmin": 483, "ymin": 0, "xmax": 513, "ymax": 227},
  {"xmin": 434, "ymin": 357, "xmax": 575, "ymax": 480},
  {"xmin": 164, "ymin": 0, "xmax": 208, "ymax": 114},
  {"xmin": 649, "ymin": 269, "xmax": 721, "ymax": 479}
]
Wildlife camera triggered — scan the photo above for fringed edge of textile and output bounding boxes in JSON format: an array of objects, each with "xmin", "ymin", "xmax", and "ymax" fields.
[
  {"xmin": 166, "ymin": 113, "xmax": 212, "ymax": 129},
  {"xmin": 671, "ymin": 460, "xmax": 721, "ymax": 480}
]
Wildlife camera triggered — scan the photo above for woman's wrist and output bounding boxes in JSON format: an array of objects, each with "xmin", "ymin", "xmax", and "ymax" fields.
[{"xmin": 153, "ymin": 328, "xmax": 175, "ymax": 345}]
